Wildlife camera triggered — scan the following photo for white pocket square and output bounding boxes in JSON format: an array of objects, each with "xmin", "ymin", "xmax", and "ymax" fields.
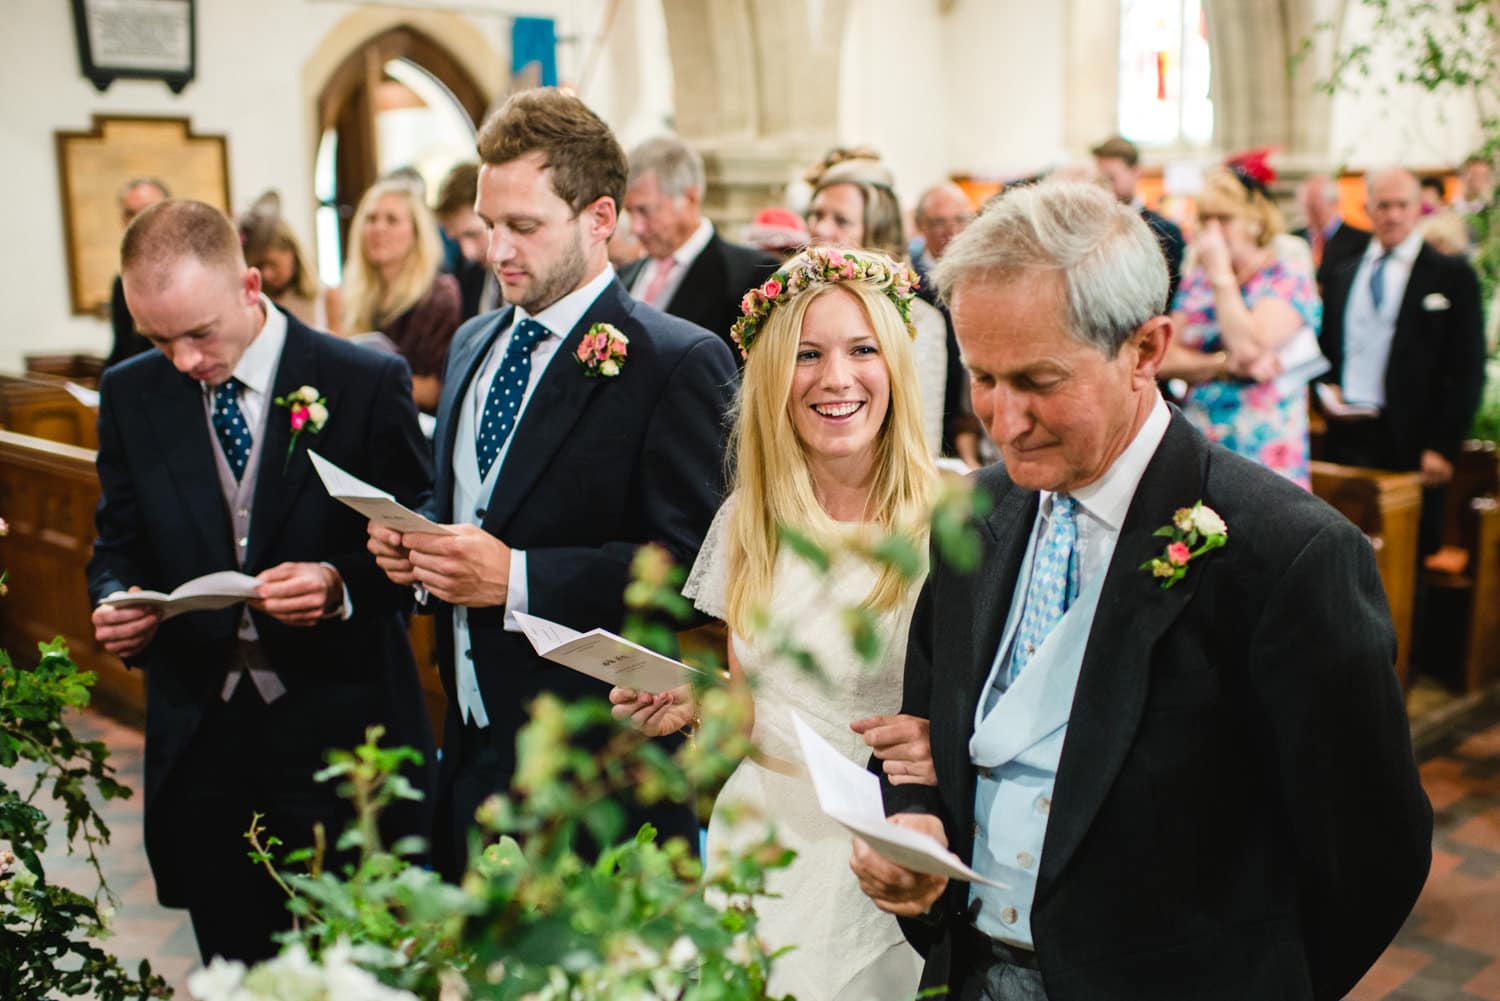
[{"xmin": 1423, "ymin": 293, "xmax": 1452, "ymax": 311}]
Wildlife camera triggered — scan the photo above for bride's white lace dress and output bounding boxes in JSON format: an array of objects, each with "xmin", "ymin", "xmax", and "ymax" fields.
[{"xmin": 684, "ymin": 496, "xmax": 924, "ymax": 1001}]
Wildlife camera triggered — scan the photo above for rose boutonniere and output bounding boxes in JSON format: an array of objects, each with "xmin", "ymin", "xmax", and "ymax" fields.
[
  {"xmin": 1140, "ymin": 501, "xmax": 1227, "ymax": 589},
  {"xmin": 574, "ymin": 322, "xmax": 629, "ymax": 377},
  {"xmin": 271, "ymin": 384, "xmax": 328, "ymax": 471}
]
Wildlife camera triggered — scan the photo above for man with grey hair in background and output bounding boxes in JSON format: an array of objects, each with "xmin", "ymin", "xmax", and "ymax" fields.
[
  {"xmin": 106, "ymin": 177, "xmax": 171, "ymax": 369},
  {"xmin": 851, "ymin": 180, "xmax": 1431, "ymax": 999},
  {"xmin": 1291, "ymin": 173, "xmax": 1370, "ymax": 290},
  {"xmin": 619, "ymin": 134, "xmax": 776, "ymax": 357}
]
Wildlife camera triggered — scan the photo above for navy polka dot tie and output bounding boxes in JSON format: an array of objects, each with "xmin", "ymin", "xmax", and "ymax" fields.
[
  {"xmin": 211, "ymin": 378, "xmax": 252, "ymax": 481},
  {"xmin": 476, "ymin": 318, "xmax": 550, "ymax": 481}
]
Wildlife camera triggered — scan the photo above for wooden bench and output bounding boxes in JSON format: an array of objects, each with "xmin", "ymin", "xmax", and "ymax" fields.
[
  {"xmin": 24, "ymin": 353, "xmax": 105, "ymax": 388},
  {"xmin": 1310, "ymin": 461, "xmax": 1424, "ymax": 688},
  {"xmin": 1423, "ymin": 441, "xmax": 1500, "ymax": 692},
  {"xmin": 0, "ymin": 375, "xmax": 98, "ymax": 449}
]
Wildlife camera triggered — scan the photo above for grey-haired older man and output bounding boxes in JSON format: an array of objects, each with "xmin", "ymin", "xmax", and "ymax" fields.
[
  {"xmin": 852, "ymin": 180, "xmax": 1431, "ymax": 1000},
  {"xmin": 618, "ymin": 135, "xmax": 776, "ymax": 357}
]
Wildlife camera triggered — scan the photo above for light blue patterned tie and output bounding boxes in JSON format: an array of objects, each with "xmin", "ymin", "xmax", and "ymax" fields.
[
  {"xmin": 210, "ymin": 378, "xmax": 252, "ymax": 481},
  {"xmin": 1002, "ymin": 494, "xmax": 1080, "ymax": 689},
  {"xmin": 1369, "ymin": 253, "xmax": 1389, "ymax": 312},
  {"xmin": 476, "ymin": 318, "xmax": 550, "ymax": 481}
]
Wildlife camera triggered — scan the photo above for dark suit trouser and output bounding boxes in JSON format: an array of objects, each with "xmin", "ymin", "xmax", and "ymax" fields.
[
  {"xmin": 166, "ymin": 670, "xmax": 362, "ymax": 963},
  {"xmin": 952, "ymin": 926, "xmax": 1049, "ymax": 1001}
]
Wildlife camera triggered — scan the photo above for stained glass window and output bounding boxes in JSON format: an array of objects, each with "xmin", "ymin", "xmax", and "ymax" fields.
[{"xmin": 1119, "ymin": 0, "xmax": 1213, "ymax": 147}]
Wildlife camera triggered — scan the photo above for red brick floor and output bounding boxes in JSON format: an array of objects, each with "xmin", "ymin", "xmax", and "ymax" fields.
[
  {"xmin": 19, "ymin": 696, "xmax": 1500, "ymax": 1000},
  {"xmin": 1351, "ymin": 697, "xmax": 1500, "ymax": 1001}
]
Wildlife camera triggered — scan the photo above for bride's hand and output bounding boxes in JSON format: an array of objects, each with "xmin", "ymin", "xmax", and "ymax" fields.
[
  {"xmin": 609, "ymin": 683, "xmax": 696, "ymax": 737},
  {"xmin": 851, "ymin": 713, "xmax": 936, "ymax": 786}
]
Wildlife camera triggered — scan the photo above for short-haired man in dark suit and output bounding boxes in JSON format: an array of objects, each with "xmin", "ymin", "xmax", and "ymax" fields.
[
  {"xmin": 1091, "ymin": 135, "xmax": 1185, "ymax": 309},
  {"xmin": 1318, "ymin": 167, "xmax": 1487, "ymax": 555},
  {"xmin": 105, "ymin": 177, "xmax": 170, "ymax": 369},
  {"xmin": 368, "ymin": 90, "xmax": 738, "ymax": 878},
  {"xmin": 1292, "ymin": 173, "xmax": 1371, "ymax": 291},
  {"xmin": 851, "ymin": 180, "xmax": 1431, "ymax": 1001},
  {"xmin": 618, "ymin": 135, "xmax": 777, "ymax": 358},
  {"xmin": 434, "ymin": 162, "xmax": 500, "ymax": 321},
  {"xmin": 88, "ymin": 199, "xmax": 436, "ymax": 963}
]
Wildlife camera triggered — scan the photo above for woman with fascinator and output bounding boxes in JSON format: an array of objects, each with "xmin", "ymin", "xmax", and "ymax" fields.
[
  {"xmin": 612, "ymin": 247, "xmax": 936, "ymax": 1000},
  {"xmin": 1158, "ymin": 151, "xmax": 1322, "ymax": 487}
]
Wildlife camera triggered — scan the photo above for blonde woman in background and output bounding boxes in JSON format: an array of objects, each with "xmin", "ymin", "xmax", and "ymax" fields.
[
  {"xmin": 612, "ymin": 248, "xmax": 937, "ymax": 1001},
  {"xmin": 805, "ymin": 156, "xmax": 950, "ymax": 458},
  {"xmin": 1159, "ymin": 158, "xmax": 1321, "ymax": 488},
  {"xmin": 342, "ymin": 180, "xmax": 461, "ymax": 412}
]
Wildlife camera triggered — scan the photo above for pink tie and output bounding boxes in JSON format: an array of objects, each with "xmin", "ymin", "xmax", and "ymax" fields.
[{"xmin": 641, "ymin": 257, "xmax": 677, "ymax": 306}]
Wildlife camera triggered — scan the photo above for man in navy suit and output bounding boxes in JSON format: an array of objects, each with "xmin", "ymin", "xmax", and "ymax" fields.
[
  {"xmin": 1318, "ymin": 168, "xmax": 1486, "ymax": 556},
  {"xmin": 368, "ymin": 89, "xmax": 738, "ymax": 879},
  {"xmin": 851, "ymin": 182, "xmax": 1430, "ymax": 1000},
  {"xmin": 88, "ymin": 200, "xmax": 435, "ymax": 963}
]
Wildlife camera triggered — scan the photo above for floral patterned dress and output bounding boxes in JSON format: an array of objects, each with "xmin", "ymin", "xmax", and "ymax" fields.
[{"xmin": 1171, "ymin": 258, "xmax": 1321, "ymax": 488}]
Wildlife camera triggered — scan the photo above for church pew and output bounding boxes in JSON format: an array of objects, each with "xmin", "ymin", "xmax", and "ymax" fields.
[
  {"xmin": 1309, "ymin": 461, "xmax": 1424, "ymax": 688},
  {"xmin": 25, "ymin": 353, "xmax": 105, "ymax": 388},
  {"xmin": 1423, "ymin": 441, "xmax": 1500, "ymax": 692},
  {"xmin": 0, "ymin": 430, "xmax": 136, "ymax": 712},
  {"xmin": 0, "ymin": 375, "xmax": 98, "ymax": 449}
]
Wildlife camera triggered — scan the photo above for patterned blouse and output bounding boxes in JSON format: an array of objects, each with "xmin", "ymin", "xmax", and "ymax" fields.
[{"xmin": 1171, "ymin": 258, "xmax": 1322, "ymax": 489}]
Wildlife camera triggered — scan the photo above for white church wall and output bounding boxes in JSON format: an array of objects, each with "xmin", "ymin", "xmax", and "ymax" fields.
[{"xmin": 0, "ymin": 0, "xmax": 670, "ymax": 375}]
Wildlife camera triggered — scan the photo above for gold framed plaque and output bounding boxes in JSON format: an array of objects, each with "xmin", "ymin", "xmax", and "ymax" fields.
[{"xmin": 54, "ymin": 115, "xmax": 230, "ymax": 317}]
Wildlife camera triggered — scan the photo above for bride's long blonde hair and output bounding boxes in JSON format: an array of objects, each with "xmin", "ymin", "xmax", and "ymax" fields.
[{"xmin": 723, "ymin": 274, "xmax": 934, "ymax": 638}]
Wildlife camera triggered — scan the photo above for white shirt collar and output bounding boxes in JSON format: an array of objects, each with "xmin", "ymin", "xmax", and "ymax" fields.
[
  {"xmin": 1367, "ymin": 229, "xmax": 1424, "ymax": 264},
  {"xmin": 660, "ymin": 217, "xmax": 714, "ymax": 269},
  {"xmin": 219, "ymin": 295, "xmax": 285, "ymax": 396},
  {"xmin": 1046, "ymin": 393, "xmax": 1171, "ymax": 531},
  {"xmin": 516, "ymin": 263, "xmax": 617, "ymax": 339}
]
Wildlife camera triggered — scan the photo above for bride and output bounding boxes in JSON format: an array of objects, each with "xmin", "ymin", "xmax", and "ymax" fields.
[{"xmin": 612, "ymin": 246, "xmax": 939, "ymax": 1000}]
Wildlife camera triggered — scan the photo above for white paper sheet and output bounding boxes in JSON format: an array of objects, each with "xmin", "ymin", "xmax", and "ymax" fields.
[
  {"xmin": 791, "ymin": 712, "xmax": 1004, "ymax": 888},
  {"xmin": 99, "ymin": 570, "xmax": 263, "ymax": 620},
  {"xmin": 308, "ymin": 451, "xmax": 455, "ymax": 535},
  {"xmin": 1272, "ymin": 327, "xmax": 1331, "ymax": 395},
  {"xmin": 64, "ymin": 381, "xmax": 101, "ymax": 408},
  {"xmin": 512, "ymin": 610, "xmax": 704, "ymax": 694},
  {"xmin": 1314, "ymin": 381, "xmax": 1382, "ymax": 420}
]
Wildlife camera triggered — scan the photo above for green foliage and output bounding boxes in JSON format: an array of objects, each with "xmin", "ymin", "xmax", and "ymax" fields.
[
  {"xmin": 225, "ymin": 487, "xmax": 991, "ymax": 998},
  {"xmin": 0, "ymin": 638, "xmax": 170, "ymax": 1000}
]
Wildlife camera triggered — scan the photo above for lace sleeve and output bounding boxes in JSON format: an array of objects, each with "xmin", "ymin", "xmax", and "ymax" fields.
[{"xmin": 683, "ymin": 495, "xmax": 735, "ymax": 621}]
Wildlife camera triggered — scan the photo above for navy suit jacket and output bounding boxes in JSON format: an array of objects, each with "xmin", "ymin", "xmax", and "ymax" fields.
[
  {"xmin": 428, "ymin": 277, "xmax": 737, "ymax": 813},
  {"xmin": 618, "ymin": 230, "xmax": 777, "ymax": 359},
  {"xmin": 87, "ymin": 315, "xmax": 436, "ymax": 903},
  {"xmin": 1318, "ymin": 242, "xmax": 1486, "ymax": 468},
  {"xmin": 884, "ymin": 412, "xmax": 1431, "ymax": 1000}
]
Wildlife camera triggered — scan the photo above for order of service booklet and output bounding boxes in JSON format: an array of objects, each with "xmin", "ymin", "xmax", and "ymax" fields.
[
  {"xmin": 98, "ymin": 570, "xmax": 263, "ymax": 619},
  {"xmin": 308, "ymin": 451, "xmax": 455, "ymax": 535},
  {"xmin": 792, "ymin": 711, "xmax": 1005, "ymax": 887},
  {"xmin": 512, "ymin": 611, "xmax": 706, "ymax": 694}
]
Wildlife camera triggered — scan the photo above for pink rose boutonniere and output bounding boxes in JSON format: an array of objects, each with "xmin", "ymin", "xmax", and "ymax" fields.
[
  {"xmin": 1140, "ymin": 501, "xmax": 1227, "ymax": 589},
  {"xmin": 271, "ymin": 384, "xmax": 329, "ymax": 471},
  {"xmin": 574, "ymin": 322, "xmax": 629, "ymax": 377}
]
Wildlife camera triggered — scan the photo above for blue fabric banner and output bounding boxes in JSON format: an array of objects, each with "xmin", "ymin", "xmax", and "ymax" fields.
[{"xmin": 511, "ymin": 16, "xmax": 558, "ymax": 87}]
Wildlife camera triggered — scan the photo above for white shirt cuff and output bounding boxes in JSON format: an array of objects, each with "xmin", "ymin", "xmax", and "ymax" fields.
[
  {"xmin": 319, "ymin": 562, "xmax": 354, "ymax": 620},
  {"xmin": 503, "ymin": 549, "xmax": 527, "ymax": 632}
]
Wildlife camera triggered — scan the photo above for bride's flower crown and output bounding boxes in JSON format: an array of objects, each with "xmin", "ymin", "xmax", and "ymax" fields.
[{"xmin": 729, "ymin": 246, "xmax": 920, "ymax": 358}]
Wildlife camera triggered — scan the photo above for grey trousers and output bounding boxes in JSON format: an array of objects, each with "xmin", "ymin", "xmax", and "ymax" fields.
[{"xmin": 954, "ymin": 931, "xmax": 1048, "ymax": 1001}]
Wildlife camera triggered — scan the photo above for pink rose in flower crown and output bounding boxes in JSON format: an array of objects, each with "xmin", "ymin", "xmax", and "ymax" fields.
[
  {"xmin": 761, "ymin": 277, "xmax": 783, "ymax": 299},
  {"xmin": 574, "ymin": 322, "xmax": 628, "ymax": 378}
]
